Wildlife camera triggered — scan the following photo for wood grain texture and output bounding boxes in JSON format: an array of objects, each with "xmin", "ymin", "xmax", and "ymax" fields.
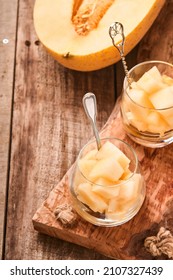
[
  {"xmin": 32, "ymin": 1, "xmax": 173, "ymax": 260},
  {"xmin": 0, "ymin": 0, "xmax": 18, "ymax": 259},
  {"xmin": 4, "ymin": 0, "xmax": 115, "ymax": 260},
  {"xmin": 3, "ymin": 0, "xmax": 172, "ymax": 260},
  {"xmin": 33, "ymin": 106, "xmax": 173, "ymax": 260},
  {"xmin": 137, "ymin": 0, "xmax": 173, "ymax": 63}
]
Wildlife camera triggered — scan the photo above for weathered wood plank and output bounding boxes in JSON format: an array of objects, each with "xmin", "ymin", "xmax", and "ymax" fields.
[
  {"xmin": 0, "ymin": 0, "xmax": 18, "ymax": 259},
  {"xmin": 4, "ymin": 0, "xmax": 115, "ymax": 260},
  {"xmin": 137, "ymin": 0, "xmax": 173, "ymax": 63}
]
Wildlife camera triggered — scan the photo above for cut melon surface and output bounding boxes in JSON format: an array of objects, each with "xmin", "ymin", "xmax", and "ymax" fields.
[
  {"xmin": 136, "ymin": 71, "xmax": 165, "ymax": 93},
  {"xmin": 83, "ymin": 149, "xmax": 97, "ymax": 160},
  {"xmin": 162, "ymin": 75, "xmax": 173, "ymax": 86},
  {"xmin": 107, "ymin": 197, "xmax": 120, "ymax": 213},
  {"xmin": 147, "ymin": 65, "xmax": 162, "ymax": 80},
  {"xmin": 89, "ymin": 156, "xmax": 124, "ymax": 182},
  {"xmin": 94, "ymin": 177, "xmax": 119, "ymax": 187},
  {"xmin": 78, "ymin": 158, "xmax": 97, "ymax": 178},
  {"xmin": 128, "ymin": 88, "xmax": 154, "ymax": 108},
  {"xmin": 77, "ymin": 182, "xmax": 108, "ymax": 213},
  {"xmin": 34, "ymin": 0, "xmax": 165, "ymax": 71},
  {"xmin": 146, "ymin": 111, "xmax": 169, "ymax": 134},
  {"xmin": 149, "ymin": 86, "xmax": 173, "ymax": 109},
  {"xmin": 92, "ymin": 183, "xmax": 120, "ymax": 200},
  {"xmin": 95, "ymin": 141, "xmax": 130, "ymax": 169},
  {"xmin": 119, "ymin": 174, "xmax": 141, "ymax": 200}
]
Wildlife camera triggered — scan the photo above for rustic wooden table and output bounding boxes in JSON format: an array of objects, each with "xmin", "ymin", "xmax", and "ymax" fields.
[{"xmin": 0, "ymin": 0, "xmax": 172, "ymax": 260}]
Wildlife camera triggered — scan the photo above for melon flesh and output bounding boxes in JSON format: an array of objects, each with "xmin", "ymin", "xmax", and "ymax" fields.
[
  {"xmin": 77, "ymin": 182, "xmax": 108, "ymax": 213},
  {"xmin": 119, "ymin": 174, "xmax": 141, "ymax": 200},
  {"xmin": 83, "ymin": 149, "xmax": 97, "ymax": 160},
  {"xmin": 162, "ymin": 75, "xmax": 173, "ymax": 86},
  {"xmin": 78, "ymin": 158, "xmax": 97, "ymax": 178},
  {"xmin": 89, "ymin": 156, "xmax": 124, "ymax": 182},
  {"xmin": 33, "ymin": 0, "xmax": 165, "ymax": 71},
  {"xmin": 149, "ymin": 86, "xmax": 173, "ymax": 109},
  {"xmin": 92, "ymin": 183, "xmax": 120, "ymax": 200},
  {"xmin": 146, "ymin": 111, "xmax": 169, "ymax": 134},
  {"xmin": 124, "ymin": 66, "xmax": 173, "ymax": 134},
  {"xmin": 74, "ymin": 140, "xmax": 143, "ymax": 214},
  {"xmin": 95, "ymin": 140, "xmax": 130, "ymax": 169},
  {"xmin": 136, "ymin": 66, "xmax": 165, "ymax": 93},
  {"xmin": 127, "ymin": 88, "xmax": 154, "ymax": 108}
]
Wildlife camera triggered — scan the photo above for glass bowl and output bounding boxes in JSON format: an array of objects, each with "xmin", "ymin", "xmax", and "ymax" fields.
[
  {"xmin": 120, "ymin": 61, "xmax": 173, "ymax": 148},
  {"xmin": 69, "ymin": 138, "xmax": 146, "ymax": 227}
]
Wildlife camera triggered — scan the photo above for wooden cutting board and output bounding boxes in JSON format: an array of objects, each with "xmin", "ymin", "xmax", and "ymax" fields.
[
  {"xmin": 32, "ymin": 105, "xmax": 173, "ymax": 260},
  {"xmin": 32, "ymin": 1, "xmax": 173, "ymax": 260}
]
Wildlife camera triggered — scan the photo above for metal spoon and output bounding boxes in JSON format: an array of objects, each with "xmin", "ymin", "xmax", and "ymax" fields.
[
  {"xmin": 82, "ymin": 92, "xmax": 101, "ymax": 150},
  {"xmin": 109, "ymin": 22, "xmax": 131, "ymax": 87}
]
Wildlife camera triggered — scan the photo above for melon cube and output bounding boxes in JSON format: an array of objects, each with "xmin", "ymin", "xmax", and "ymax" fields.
[
  {"xmin": 136, "ymin": 66, "xmax": 165, "ymax": 94},
  {"xmin": 92, "ymin": 180, "xmax": 120, "ymax": 199},
  {"xmin": 89, "ymin": 156, "xmax": 124, "ymax": 182},
  {"xmin": 106, "ymin": 198, "xmax": 126, "ymax": 220},
  {"xmin": 115, "ymin": 153, "xmax": 130, "ymax": 170},
  {"xmin": 118, "ymin": 197, "xmax": 137, "ymax": 213},
  {"xmin": 149, "ymin": 85, "xmax": 173, "ymax": 109},
  {"xmin": 162, "ymin": 74, "xmax": 173, "ymax": 86},
  {"xmin": 146, "ymin": 111, "xmax": 169, "ymax": 134},
  {"xmin": 133, "ymin": 120, "xmax": 148, "ymax": 132},
  {"xmin": 94, "ymin": 177, "xmax": 117, "ymax": 186},
  {"xmin": 128, "ymin": 88, "xmax": 153, "ymax": 108},
  {"xmin": 95, "ymin": 141, "xmax": 116, "ymax": 159},
  {"xmin": 146, "ymin": 111, "xmax": 166, "ymax": 125},
  {"xmin": 159, "ymin": 108, "xmax": 173, "ymax": 128},
  {"xmin": 126, "ymin": 111, "xmax": 148, "ymax": 132},
  {"xmin": 83, "ymin": 149, "xmax": 97, "ymax": 160},
  {"xmin": 149, "ymin": 86, "xmax": 173, "ymax": 129},
  {"xmin": 106, "ymin": 197, "xmax": 137, "ymax": 219},
  {"xmin": 73, "ymin": 170, "xmax": 85, "ymax": 188},
  {"xmin": 77, "ymin": 183, "xmax": 108, "ymax": 213},
  {"xmin": 107, "ymin": 197, "xmax": 119, "ymax": 213},
  {"xmin": 130, "ymin": 81, "xmax": 140, "ymax": 89},
  {"xmin": 147, "ymin": 66, "xmax": 162, "ymax": 80},
  {"xmin": 121, "ymin": 168, "xmax": 132, "ymax": 180},
  {"xmin": 95, "ymin": 141, "xmax": 130, "ymax": 169},
  {"xmin": 125, "ymin": 95, "xmax": 151, "ymax": 122},
  {"xmin": 78, "ymin": 158, "xmax": 97, "ymax": 178},
  {"xmin": 119, "ymin": 173, "xmax": 141, "ymax": 201}
]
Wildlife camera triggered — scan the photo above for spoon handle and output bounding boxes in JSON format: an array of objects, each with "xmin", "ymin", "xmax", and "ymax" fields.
[
  {"xmin": 109, "ymin": 22, "xmax": 131, "ymax": 88},
  {"xmin": 82, "ymin": 92, "xmax": 101, "ymax": 150}
]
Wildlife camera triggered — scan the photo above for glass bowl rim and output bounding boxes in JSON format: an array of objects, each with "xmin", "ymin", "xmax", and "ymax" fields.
[
  {"xmin": 123, "ymin": 60, "xmax": 173, "ymax": 110},
  {"xmin": 76, "ymin": 137, "xmax": 139, "ymax": 188}
]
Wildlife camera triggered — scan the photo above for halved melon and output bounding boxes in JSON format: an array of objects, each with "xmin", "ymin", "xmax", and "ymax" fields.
[{"xmin": 33, "ymin": 0, "xmax": 165, "ymax": 71}]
